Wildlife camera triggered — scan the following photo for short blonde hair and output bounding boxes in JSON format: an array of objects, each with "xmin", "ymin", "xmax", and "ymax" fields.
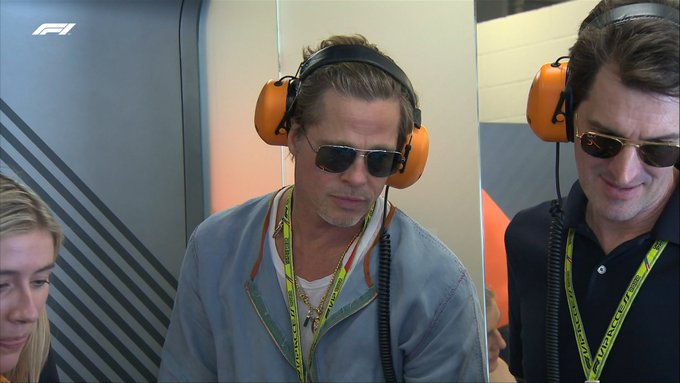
[{"xmin": 292, "ymin": 34, "xmax": 418, "ymax": 153}]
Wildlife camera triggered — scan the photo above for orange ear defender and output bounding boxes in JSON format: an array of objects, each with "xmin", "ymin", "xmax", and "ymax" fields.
[
  {"xmin": 254, "ymin": 44, "xmax": 429, "ymax": 188},
  {"xmin": 254, "ymin": 78, "xmax": 293, "ymax": 146},
  {"xmin": 386, "ymin": 124, "xmax": 429, "ymax": 189},
  {"xmin": 526, "ymin": 58, "xmax": 573, "ymax": 143},
  {"xmin": 527, "ymin": 4, "xmax": 680, "ymax": 143}
]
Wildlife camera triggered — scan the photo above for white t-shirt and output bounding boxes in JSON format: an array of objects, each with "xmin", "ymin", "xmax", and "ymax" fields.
[{"xmin": 268, "ymin": 186, "xmax": 387, "ymax": 362}]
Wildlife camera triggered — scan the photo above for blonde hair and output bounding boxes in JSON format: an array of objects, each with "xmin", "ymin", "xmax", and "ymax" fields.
[
  {"xmin": 0, "ymin": 174, "xmax": 63, "ymax": 255},
  {"xmin": 1, "ymin": 173, "xmax": 62, "ymax": 382},
  {"xmin": 292, "ymin": 34, "xmax": 417, "ymax": 152}
]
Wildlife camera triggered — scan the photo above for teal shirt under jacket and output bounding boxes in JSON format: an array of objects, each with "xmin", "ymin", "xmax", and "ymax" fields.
[{"xmin": 158, "ymin": 191, "xmax": 487, "ymax": 382}]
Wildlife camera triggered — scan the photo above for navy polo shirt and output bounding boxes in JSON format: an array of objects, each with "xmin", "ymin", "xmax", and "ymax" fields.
[{"xmin": 506, "ymin": 181, "xmax": 679, "ymax": 382}]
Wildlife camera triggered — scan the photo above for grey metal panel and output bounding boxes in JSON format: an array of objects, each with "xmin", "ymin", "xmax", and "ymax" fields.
[
  {"xmin": 480, "ymin": 122, "xmax": 578, "ymax": 220},
  {"xmin": 180, "ymin": 0, "xmax": 205, "ymax": 239},
  {"xmin": 1, "ymin": 0, "xmax": 203, "ymax": 380}
]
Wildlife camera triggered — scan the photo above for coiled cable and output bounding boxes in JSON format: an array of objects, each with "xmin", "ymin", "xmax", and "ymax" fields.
[
  {"xmin": 378, "ymin": 186, "xmax": 397, "ymax": 383},
  {"xmin": 545, "ymin": 142, "xmax": 565, "ymax": 382}
]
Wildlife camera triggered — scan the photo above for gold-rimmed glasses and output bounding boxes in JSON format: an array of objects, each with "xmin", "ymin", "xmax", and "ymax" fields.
[{"xmin": 575, "ymin": 124, "xmax": 679, "ymax": 168}]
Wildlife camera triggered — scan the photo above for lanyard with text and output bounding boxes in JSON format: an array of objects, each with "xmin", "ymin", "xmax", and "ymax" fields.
[
  {"xmin": 282, "ymin": 188, "xmax": 374, "ymax": 383},
  {"xmin": 564, "ymin": 228, "xmax": 667, "ymax": 383}
]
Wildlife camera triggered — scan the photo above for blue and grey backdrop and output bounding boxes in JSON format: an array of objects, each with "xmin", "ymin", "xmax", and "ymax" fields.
[{"xmin": 1, "ymin": 0, "xmax": 203, "ymax": 381}]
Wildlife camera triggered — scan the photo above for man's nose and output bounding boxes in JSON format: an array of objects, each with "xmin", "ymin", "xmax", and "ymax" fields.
[
  {"xmin": 340, "ymin": 153, "xmax": 372, "ymax": 184},
  {"xmin": 608, "ymin": 145, "xmax": 644, "ymax": 184}
]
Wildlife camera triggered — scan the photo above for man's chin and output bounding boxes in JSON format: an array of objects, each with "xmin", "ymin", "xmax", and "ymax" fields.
[{"xmin": 320, "ymin": 210, "xmax": 366, "ymax": 228}]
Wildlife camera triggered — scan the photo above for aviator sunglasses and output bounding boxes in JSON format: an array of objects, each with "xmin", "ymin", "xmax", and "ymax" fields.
[
  {"xmin": 575, "ymin": 128, "xmax": 680, "ymax": 168},
  {"xmin": 303, "ymin": 134, "xmax": 403, "ymax": 177}
]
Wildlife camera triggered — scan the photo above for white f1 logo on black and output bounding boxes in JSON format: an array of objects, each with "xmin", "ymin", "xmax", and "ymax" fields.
[{"xmin": 32, "ymin": 23, "xmax": 76, "ymax": 35}]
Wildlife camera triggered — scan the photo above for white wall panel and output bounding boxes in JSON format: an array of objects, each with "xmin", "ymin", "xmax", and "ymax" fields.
[{"xmin": 478, "ymin": 0, "xmax": 597, "ymax": 123}]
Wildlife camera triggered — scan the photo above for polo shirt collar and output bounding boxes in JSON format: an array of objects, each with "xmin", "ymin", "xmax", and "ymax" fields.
[
  {"xmin": 563, "ymin": 181, "xmax": 587, "ymax": 229},
  {"xmin": 653, "ymin": 183, "xmax": 679, "ymax": 244}
]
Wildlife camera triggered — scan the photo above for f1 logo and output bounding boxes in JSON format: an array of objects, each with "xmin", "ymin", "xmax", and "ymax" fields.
[{"xmin": 32, "ymin": 23, "xmax": 76, "ymax": 36}]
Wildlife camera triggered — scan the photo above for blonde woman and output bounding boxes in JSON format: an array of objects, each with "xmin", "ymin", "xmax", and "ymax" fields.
[{"xmin": 1, "ymin": 173, "xmax": 62, "ymax": 383}]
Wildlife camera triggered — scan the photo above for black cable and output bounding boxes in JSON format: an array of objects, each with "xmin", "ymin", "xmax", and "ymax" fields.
[
  {"xmin": 554, "ymin": 143, "xmax": 563, "ymax": 204},
  {"xmin": 545, "ymin": 142, "xmax": 565, "ymax": 382},
  {"xmin": 378, "ymin": 186, "xmax": 397, "ymax": 383}
]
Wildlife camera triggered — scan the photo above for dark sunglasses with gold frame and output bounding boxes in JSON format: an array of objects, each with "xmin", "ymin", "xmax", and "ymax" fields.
[{"xmin": 574, "ymin": 115, "xmax": 680, "ymax": 168}]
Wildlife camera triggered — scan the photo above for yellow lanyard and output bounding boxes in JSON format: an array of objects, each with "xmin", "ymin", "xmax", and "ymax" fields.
[
  {"xmin": 564, "ymin": 229, "xmax": 667, "ymax": 383},
  {"xmin": 282, "ymin": 187, "xmax": 374, "ymax": 383}
]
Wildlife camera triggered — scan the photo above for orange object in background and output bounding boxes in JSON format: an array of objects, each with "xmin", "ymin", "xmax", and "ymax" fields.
[{"xmin": 482, "ymin": 189, "xmax": 510, "ymax": 328}]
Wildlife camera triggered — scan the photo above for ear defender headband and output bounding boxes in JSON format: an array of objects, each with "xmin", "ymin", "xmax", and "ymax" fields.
[
  {"xmin": 526, "ymin": 2, "xmax": 680, "ymax": 143},
  {"xmin": 254, "ymin": 44, "xmax": 429, "ymax": 189}
]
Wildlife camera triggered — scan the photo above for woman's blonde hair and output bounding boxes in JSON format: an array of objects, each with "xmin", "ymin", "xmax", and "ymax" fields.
[{"xmin": 1, "ymin": 173, "xmax": 62, "ymax": 382}]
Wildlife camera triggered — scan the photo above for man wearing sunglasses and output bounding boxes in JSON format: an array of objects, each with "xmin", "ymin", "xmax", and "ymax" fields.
[
  {"xmin": 506, "ymin": 1, "xmax": 679, "ymax": 382},
  {"xmin": 159, "ymin": 34, "xmax": 486, "ymax": 382}
]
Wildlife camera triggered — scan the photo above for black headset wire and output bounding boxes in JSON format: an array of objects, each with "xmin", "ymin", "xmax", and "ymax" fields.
[
  {"xmin": 378, "ymin": 185, "xmax": 397, "ymax": 383},
  {"xmin": 545, "ymin": 142, "xmax": 565, "ymax": 383},
  {"xmin": 544, "ymin": 54, "xmax": 575, "ymax": 382}
]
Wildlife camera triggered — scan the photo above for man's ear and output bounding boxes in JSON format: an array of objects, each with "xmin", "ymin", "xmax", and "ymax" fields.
[{"xmin": 287, "ymin": 123, "xmax": 301, "ymax": 156}]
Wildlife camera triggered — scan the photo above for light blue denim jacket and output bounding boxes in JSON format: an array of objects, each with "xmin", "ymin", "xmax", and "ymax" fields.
[{"xmin": 158, "ymin": 192, "xmax": 486, "ymax": 382}]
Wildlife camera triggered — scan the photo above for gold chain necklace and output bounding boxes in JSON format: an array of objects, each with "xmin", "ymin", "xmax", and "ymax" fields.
[{"xmin": 294, "ymin": 230, "xmax": 361, "ymax": 333}]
